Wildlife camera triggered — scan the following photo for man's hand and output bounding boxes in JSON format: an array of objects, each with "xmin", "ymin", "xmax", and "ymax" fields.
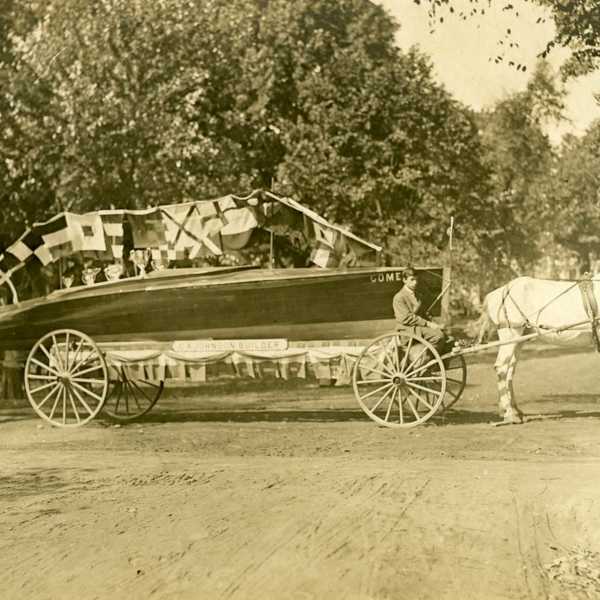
[{"xmin": 427, "ymin": 320, "xmax": 442, "ymax": 330}]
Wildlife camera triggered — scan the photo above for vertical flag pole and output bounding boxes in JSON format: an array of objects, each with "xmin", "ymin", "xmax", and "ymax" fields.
[
  {"xmin": 269, "ymin": 205, "xmax": 274, "ymax": 269},
  {"xmin": 441, "ymin": 216, "xmax": 454, "ymax": 326},
  {"xmin": 269, "ymin": 179, "xmax": 275, "ymax": 269}
]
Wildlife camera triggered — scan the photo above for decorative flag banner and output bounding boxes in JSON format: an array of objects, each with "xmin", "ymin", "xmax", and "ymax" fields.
[
  {"xmin": 127, "ymin": 210, "xmax": 168, "ymax": 248},
  {"xmin": 221, "ymin": 207, "xmax": 258, "ymax": 250},
  {"xmin": 162, "ymin": 203, "xmax": 223, "ymax": 258},
  {"xmin": 0, "ymin": 251, "xmax": 21, "ymax": 273},
  {"xmin": 35, "ymin": 214, "xmax": 75, "ymax": 262},
  {"xmin": 220, "ymin": 207, "xmax": 258, "ymax": 236},
  {"xmin": 0, "ymin": 191, "xmax": 381, "ymax": 284},
  {"xmin": 310, "ymin": 243, "xmax": 337, "ymax": 268},
  {"xmin": 163, "ymin": 204, "xmax": 204, "ymax": 255},
  {"xmin": 150, "ymin": 245, "xmax": 176, "ymax": 264},
  {"xmin": 4, "ymin": 229, "xmax": 46, "ymax": 266},
  {"xmin": 190, "ymin": 231, "xmax": 222, "ymax": 257},
  {"xmin": 6, "ymin": 239, "xmax": 32, "ymax": 262},
  {"xmin": 69, "ymin": 213, "xmax": 106, "ymax": 252},
  {"xmin": 215, "ymin": 195, "xmax": 237, "ymax": 213},
  {"xmin": 34, "ymin": 244, "xmax": 53, "ymax": 266},
  {"xmin": 312, "ymin": 221, "xmax": 337, "ymax": 249},
  {"xmin": 101, "ymin": 212, "xmax": 125, "ymax": 260},
  {"xmin": 163, "ymin": 204, "xmax": 198, "ymax": 251},
  {"xmin": 31, "ymin": 213, "xmax": 107, "ymax": 264}
]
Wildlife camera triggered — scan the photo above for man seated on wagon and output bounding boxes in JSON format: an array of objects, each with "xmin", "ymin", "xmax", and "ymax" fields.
[{"xmin": 393, "ymin": 267, "xmax": 453, "ymax": 355}]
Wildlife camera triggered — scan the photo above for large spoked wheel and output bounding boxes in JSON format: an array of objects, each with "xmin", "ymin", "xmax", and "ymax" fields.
[
  {"xmin": 24, "ymin": 329, "xmax": 108, "ymax": 427},
  {"xmin": 103, "ymin": 365, "xmax": 164, "ymax": 422},
  {"xmin": 352, "ymin": 332, "xmax": 446, "ymax": 428},
  {"xmin": 434, "ymin": 353, "xmax": 467, "ymax": 412}
]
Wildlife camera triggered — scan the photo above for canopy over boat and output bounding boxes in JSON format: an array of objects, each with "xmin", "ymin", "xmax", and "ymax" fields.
[{"xmin": 0, "ymin": 190, "xmax": 381, "ymax": 304}]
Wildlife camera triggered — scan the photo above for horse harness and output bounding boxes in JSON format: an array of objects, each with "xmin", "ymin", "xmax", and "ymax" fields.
[{"xmin": 499, "ymin": 277, "xmax": 600, "ymax": 352}]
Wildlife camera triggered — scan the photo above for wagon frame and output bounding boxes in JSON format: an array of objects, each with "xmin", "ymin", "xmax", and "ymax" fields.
[{"xmin": 14, "ymin": 287, "xmax": 599, "ymax": 428}]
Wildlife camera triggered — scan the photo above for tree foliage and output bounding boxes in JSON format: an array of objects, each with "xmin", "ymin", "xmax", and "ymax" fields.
[
  {"xmin": 541, "ymin": 123, "xmax": 600, "ymax": 266},
  {"xmin": 1, "ymin": 0, "xmax": 491, "ymax": 271},
  {"xmin": 415, "ymin": 0, "xmax": 600, "ymax": 78},
  {"xmin": 475, "ymin": 61, "xmax": 565, "ymax": 283}
]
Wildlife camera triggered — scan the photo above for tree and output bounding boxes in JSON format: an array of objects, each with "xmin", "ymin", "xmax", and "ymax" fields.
[
  {"xmin": 475, "ymin": 61, "xmax": 565, "ymax": 283},
  {"xmin": 0, "ymin": 0, "xmax": 53, "ymax": 246},
  {"xmin": 1, "ymin": 0, "xmax": 491, "ymax": 275},
  {"xmin": 253, "ymin": 3, "xmax": 491, "ymax": 267},
  {"xmin": 541, "ymin": 122, "xmax": 600, "ymax": 268},
  {"xmin": 415, "ymin": 0, "xmax": 600, "ymax": 78}
]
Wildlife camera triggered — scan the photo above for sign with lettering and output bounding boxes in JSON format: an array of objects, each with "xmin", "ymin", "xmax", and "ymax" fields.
[
  {"xmin": 369, "ymin": 271, "xmax": 402, "ymax": 283},
  {"xmin": 172, "ymin": 339, "xmax": 288, "ymax": 352}
]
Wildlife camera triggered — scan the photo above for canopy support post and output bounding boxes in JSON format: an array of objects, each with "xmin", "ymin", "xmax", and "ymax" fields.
[{"xmin": 0, "ymin": 264, "xmax": 23, "ymax": 305}]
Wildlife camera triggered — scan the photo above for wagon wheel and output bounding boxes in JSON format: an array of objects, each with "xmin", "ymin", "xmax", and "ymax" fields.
[
  {"xmin": 103, "ymin": 364, "xmax": 164, "ymax": 421},
  {"xmin": 352, "ymin": 331, "xmax": 446, "ymax": 428},
  {"xmin": 24, "ymin": 329, "xmax": 108, "ymax": 427},
  {"xmin": 434, "ymin": 353, "xmax": 467, "ymax": 412}
]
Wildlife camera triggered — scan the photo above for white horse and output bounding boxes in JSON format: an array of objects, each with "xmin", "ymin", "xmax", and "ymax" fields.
[{"xmin": 478, "ymin": 276, "xmax": 599, "ymax": 424}]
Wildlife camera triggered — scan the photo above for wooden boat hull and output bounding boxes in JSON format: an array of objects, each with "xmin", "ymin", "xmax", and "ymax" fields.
[{"xmin": 0, "ymin": 266, "xmax": 443, "ymax": 350}]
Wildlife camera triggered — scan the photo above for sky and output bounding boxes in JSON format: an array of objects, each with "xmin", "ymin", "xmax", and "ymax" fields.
[{"xmin": 377, "ymin": 0, "xmax": 600, "ymax": 144}]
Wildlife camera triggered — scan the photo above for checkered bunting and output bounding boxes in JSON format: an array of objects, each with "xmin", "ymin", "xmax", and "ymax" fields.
[
  {"xmin": 0, "ymin": 227, "xmax": 50, "ymax": 269},
  {"xmin": 1, "ymin": 228, "xmax": 46, "ymax": 270},
  {"xmin": 150, "ymin": 245, "xmax": 177, "ymax": 264}
]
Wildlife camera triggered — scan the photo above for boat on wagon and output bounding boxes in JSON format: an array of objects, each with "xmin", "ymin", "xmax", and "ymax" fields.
[
  {"xmin": 0, "ymin": 189, "xmax": 447, "ymax": 428},
  {"xmin": 0, "ymin": 264, "xmax": 443, "ymax": 351}
]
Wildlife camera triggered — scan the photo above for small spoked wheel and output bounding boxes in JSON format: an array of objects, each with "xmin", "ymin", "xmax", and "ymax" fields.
[
  {"xmin": 435, "ymin": 353, "xmax": 467, "ymax": 412},
  {"xmin": 24, "ymin": 329, "xmax": 108, "ymax": 427},
  {"xmin": 103, "ymin": 365, "xmax": 164, "ymax": 422},
  {"xmin": 352, "ymin": 332, "xmax": 446, "ymax": 428}
]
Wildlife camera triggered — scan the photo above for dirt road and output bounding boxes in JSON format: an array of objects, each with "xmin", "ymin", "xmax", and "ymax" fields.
[{"xmin": 2, "ymin": 347, "xmax": 600, "ymax": 599}]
